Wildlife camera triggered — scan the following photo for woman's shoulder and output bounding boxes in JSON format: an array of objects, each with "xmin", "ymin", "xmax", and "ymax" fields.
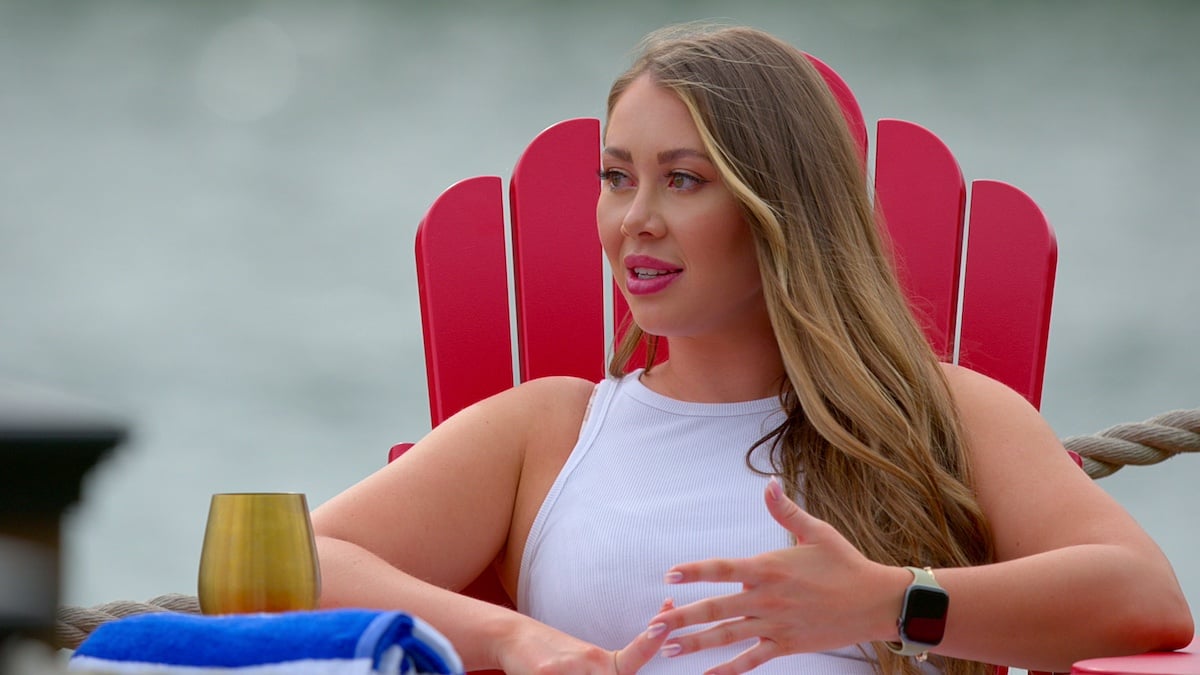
[
  {"xmin": 503, "ymin": 375, "xmax": 598, "ymax": 409},
  {"xmin": 936, "ymin": 361, "xmax": 1035, "ymax": 415},
  {"xmin": 458, "ymin": 375, "xmax": 596, "ymax": 415},
  {"xmin": 935, "ymin": 361, "xmax": 1073, "ymax": 475},
  {"xmin": 939, "ymin": 360, "xmax": 1068, "ymax": 456},
  {"xmin": 414, "ymin": 376, "xmax": 598, "ymax": 465},
  {"xmin": 486, "ymin": 376, "xmax": 599, "ymax": 446}
]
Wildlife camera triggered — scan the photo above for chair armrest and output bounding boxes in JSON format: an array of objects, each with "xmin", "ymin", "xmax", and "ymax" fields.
[
  {"xmin": 1071, "ymin": 636, "xmax": 1200, "ymax": 674},
  {"xmin": 388, "ymin": 443, "xmax": 414, "ymax": 463}
]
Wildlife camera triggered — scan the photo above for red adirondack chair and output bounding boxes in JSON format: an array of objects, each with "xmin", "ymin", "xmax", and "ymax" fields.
[{"xmin": 393, "ymin": 56, "xmax": 1196, "ymax": 675}]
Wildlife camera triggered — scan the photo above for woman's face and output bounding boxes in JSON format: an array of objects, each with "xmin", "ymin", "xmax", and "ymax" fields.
[{"xmin": 598, "ymin": 74, "xmax": 767, "ymax": 341}]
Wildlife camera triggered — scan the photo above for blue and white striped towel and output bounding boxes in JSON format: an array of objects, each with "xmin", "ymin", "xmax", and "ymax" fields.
[{"xmin": 69, "ymin": 608, "xmax": 464, "ymax": 674}]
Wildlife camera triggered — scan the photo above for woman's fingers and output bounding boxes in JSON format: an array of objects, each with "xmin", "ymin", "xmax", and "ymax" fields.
[
  {"xmin": 660, "ymin": 617, "xmax": 760, "ymax": 655},
  {"xmin": 701, "ymin": 639, "xmax": 782, "ymax": 675},
  {"xmin": 663, "ymin": 481, "xmax": 835, "ymax": 587},
  {"xmin": 653, "ymin": 591, "xmax": 755, "ymax": 632},
  {"xmin": 763, "ymin": 477, "xmax": 824, "ymax": 542},
  {"xmin": 645, "ymin": 479, "xmax": 882, "ymax": 669},
  {"xmin": 665, "ymin": 557, "xmax": 747, "ymax": 584},
  {"xmin": 613, "ymin": 598, "xmax": 675, "ymax": 674}
]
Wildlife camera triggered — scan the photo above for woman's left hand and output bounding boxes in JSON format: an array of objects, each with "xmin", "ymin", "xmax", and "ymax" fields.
[{"xmin": 649, "ymin": 478, "xmax": 907, "ymax": 674}]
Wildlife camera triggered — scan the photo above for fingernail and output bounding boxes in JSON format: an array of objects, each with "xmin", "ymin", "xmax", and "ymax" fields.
[
  {"xmin": 664, "ymin": 571, "xmax": 683, "ymax": 584},
  {"xmin": 767, "ymin": 476, "xmax": 782, "ymax": 501},
  {"xmin": 660, "ymin": 643, "xmax": 682, "ymax": 658},
  {"xmin": 645, "ymin": 622, "xmax": 667, "ymax": 638}
]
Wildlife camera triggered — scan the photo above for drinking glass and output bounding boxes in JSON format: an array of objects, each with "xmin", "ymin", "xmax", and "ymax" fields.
[{"xmin": 197, "ymin": 492, "xmax": 321, "ymax": 614}]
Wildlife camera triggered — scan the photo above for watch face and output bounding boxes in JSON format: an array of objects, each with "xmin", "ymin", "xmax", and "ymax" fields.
[{"xmin": 903, "ymin": 587, "xmax": 949, "ymax": 644}]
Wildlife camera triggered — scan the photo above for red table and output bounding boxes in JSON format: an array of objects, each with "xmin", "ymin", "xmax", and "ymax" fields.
[{"xmin": 1072, "ymin": 637, "xmax": 1200, "ymax": 674}]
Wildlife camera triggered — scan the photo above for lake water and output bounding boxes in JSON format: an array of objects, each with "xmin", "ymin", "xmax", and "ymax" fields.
[{"xmin": 1, "ymin": 0, "xmax": 1197, "ymax": 660}]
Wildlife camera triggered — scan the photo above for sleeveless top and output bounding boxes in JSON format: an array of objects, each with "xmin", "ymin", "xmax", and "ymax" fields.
[{"xmin": 518, "ymin": 370, "xmax": 914, "ymax": 674}]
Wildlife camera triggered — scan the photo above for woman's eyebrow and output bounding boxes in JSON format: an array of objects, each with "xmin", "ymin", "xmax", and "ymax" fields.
[
  {"xmin": 601, "ymin": 146, "xmax": 711, "ymax": 164},
  {"xmin": 602, "ymin": 147, "xmax": 632, "ymax": 162},
  {"xmin": 657, "ymin": 148, "xmax": 710, "ymax": 164}
]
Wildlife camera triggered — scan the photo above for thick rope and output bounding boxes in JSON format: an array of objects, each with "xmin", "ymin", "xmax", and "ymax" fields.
[
  {"xmin": 50, "ymin": 408, "xmax": 1200, "ymax": 649},
  {"xmin": 1064, "ymin": 408, "xmax": 1200, "ymax": 479},
  {"xmin": 54, "ymin": 594, "xmax": 200, "ymax": 650}
]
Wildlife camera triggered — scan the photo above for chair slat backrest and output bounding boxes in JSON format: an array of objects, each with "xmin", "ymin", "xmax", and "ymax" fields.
[
  {"xmin": 874, "ymin": 118, "xmax": 967, "ymax": 360},
  {"xmin": 510, "ymin": 118, "xmax": 607, "ymax": 384},
  {"xmin": 960, "ymin": 179, "xmax": 1058, "ymax": 409},
  {"xmin": 414, "ymin": 176, "xmax": 512, "ymax": 426},
  {"xmin": 415, "ymin": 129, "xmax": 1055, "ymax": 422}
]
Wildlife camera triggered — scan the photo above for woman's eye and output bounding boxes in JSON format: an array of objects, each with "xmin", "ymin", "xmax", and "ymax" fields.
[
  {"xmin": 599, "ymin": 169, "xmax": 630, "ymax": 190},
  {"xmin": 667, "ymin": 172, "xmax": 704, "ymax": 190}
]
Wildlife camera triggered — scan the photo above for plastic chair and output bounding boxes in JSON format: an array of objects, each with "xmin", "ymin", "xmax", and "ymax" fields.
[{"xmin": 395, "ymin": 56, "xmax": 1193, "ymax": 675}]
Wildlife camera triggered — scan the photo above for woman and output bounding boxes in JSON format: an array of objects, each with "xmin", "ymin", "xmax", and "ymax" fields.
[{"xmin": 312, "ymin": 24, "xmax": 1192, "ymax": 674}]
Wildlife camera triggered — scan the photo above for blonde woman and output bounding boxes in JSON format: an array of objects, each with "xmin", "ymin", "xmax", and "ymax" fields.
[{"xmin": 312, "ymin": 24, "xmax": 1192, "ymax": 674}]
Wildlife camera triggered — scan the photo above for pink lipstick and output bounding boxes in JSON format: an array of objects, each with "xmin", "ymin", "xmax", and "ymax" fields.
[{"xmin": 624, "ymin": 254, "xmax": 683, "ymax": 295}]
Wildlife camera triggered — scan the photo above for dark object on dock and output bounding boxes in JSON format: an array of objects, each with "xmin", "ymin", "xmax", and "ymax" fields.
[{"xmin": 0, "ymin": 379, "xmax": 127, "ymax": 649}]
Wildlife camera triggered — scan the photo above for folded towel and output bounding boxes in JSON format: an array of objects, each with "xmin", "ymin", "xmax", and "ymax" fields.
[{"xmin": 69, "ymin": 608, "xmax": 465, "ymax": 674}]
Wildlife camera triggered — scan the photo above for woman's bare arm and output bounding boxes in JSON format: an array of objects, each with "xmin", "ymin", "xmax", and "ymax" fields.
[
  {"xmin": 926, "ymin": 363, "xmax": 1193, "ymax": 670},
  {"xmin": 311, "ymin": 376, "xmax": 598, "ymax": 670},
  {"xmin": 648, "ymin": 364, "xmax": 1192, "ymax": 673}
]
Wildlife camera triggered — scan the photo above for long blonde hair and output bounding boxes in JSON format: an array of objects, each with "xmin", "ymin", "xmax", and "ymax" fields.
[{"xmin": 606, "ymin": 24, "xmax": 994, "ymax": 675}]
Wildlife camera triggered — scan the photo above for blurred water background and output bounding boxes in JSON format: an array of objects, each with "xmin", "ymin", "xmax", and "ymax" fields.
[{"xmin": 1, "ymin": 0, "xmax": 1197, "ymax": 649}]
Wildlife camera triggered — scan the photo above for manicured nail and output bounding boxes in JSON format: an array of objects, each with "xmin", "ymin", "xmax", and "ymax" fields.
[
  {"xmin": 767, "ymin": 476, "xmax": 782, "ymax": 501},
  {"xmin": 660, "ymin": 643, "xmax": 682, "ymax": 658},
  {"xmin": 645, "ymin": 622, "xmax": 667, "ymax": 638},
  {"xmin": 664, "ymin": 571, "xmax": 683, "ymax": 584}
]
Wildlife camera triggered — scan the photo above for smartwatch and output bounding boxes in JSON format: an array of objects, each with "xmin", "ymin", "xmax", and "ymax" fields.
[{"xmin": 886, "ymin": 566, "xmax": 949, "ymax": 661}]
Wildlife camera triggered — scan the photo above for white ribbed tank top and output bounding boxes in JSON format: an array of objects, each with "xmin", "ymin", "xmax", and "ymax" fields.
[{"xmin": 519, "ymin": 370, "xmax": 901, "ymax": 674}]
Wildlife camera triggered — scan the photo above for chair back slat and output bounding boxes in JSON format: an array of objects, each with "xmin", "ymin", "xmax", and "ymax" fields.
[
  {"xmin": 874, "ymin": 118, "xmax": 967, "ymax": 360},
  {"xmin": 510, "ymin": 118, "xmax": 606, "ymax": 383},
  {"xmin": 959, "ymin": 179, "xmax": 1057, "ymax": 408},
  {"xmin": 415, "ymin": 176, "xmax": 513, "ymax": 427},
  {"xmin": 804, "ymin": 53, "xmax": 869, "ymax": 161}
]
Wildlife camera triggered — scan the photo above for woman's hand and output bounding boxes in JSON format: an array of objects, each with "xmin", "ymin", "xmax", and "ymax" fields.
[
  {"xmin": 649, "ymin": 479, "xmax": 907, "ymax": 674},
  {"xmin": 496, "ymin": 600, "xmax": 675, "ymax": 674}
]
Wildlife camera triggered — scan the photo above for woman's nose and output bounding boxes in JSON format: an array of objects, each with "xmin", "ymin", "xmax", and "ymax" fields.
[{"xmin": 620, "ymin": 189, "xmax": 665, "ymax": 238}]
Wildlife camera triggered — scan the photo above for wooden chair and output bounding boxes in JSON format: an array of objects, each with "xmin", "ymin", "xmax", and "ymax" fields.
[{"xmin": 394, "ymin": 56, "xmax": 1192, "ymax": 675}]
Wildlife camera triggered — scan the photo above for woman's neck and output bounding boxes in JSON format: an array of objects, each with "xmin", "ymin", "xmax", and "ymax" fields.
[{"xmin": 638, "ymin": 332, "xmax": 785, "ymax": 403}]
